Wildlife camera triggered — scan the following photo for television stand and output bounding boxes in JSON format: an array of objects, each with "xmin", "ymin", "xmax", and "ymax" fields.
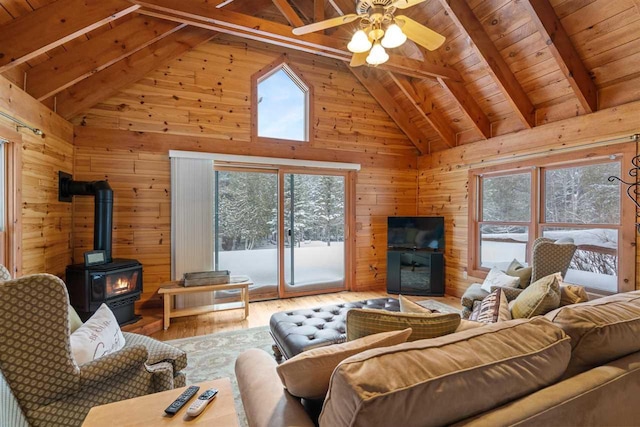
[{"xmin": 386, "ymin": 248, "xmax": 444, "ymax": 296}]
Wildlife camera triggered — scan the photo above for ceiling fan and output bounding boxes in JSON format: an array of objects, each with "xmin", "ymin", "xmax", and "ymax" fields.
[{"xmin": 292, "ymin": 0, "xmax": 445, "ymax": 66}]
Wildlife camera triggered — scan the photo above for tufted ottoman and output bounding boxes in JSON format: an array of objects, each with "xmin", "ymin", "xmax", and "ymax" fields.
[{"xmin": 269, "ymin": 297, "xmax": 400, "ymax": 360}]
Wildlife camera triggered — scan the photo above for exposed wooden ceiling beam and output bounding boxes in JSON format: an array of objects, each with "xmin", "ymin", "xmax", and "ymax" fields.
[
  {"xmin": 521, "ymin": 0, "xmax": 598, "ymax": 113},
  {"xmin": 435, "ymin": 0, "xmax": 536, "ymax": 128},
  {"xmin": 437, "ymin": 77, "xmax": 491, "ymax": 139},
  {"xmin": 0, "ymin": 0, "xmax": 140, "ymax": 73},
  {"xmin": 328, "ymin": 0, "xmax": 351, "ymax": 16},
  {"xmin": 390, "ymin": 73, "xmax": 456, "ymax": 149},
  {"xmin": 314, "ymin": 0, "xmax": 325, "ymax": 22},
  {"xmin": 52, "ymin": 26, "xmax": 214, "ymax": 120},
  {"xmin": 133, "ymin": 0, "xmax": 458, "ymax": 81},
  {"xmin": 272, "ymin": 0, "xmax": 305, "ymax": 27},
  {"xmin": 26, "ymin": 16, "xmax": 180, "ymax": 101},
  {"xmin": 384, "ymin": 54, "xmax": 460, "ymax": 81},
  {"xmin": 351, "ymin": 67, "xmax": 430, "ymax": 155}
]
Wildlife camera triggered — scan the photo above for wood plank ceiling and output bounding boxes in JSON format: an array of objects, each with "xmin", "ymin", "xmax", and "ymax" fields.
[{"xmin": 1, "ymin": 0, "xmax": 639, "ymax": 154}]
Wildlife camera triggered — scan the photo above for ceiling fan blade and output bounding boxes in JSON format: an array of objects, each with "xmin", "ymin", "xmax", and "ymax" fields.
[
  {"xmin": 292, "ymin": 14, "xmax": 359, "ymax": 35},
  {"xmin": 395, "ymin": 16, "xmax": 445, "ymax": 51},
  {"xmin": 390, "ymin": 0, "xmax": 428, "ymax": 10},
  {"xmin": 350, "ymin": 51, "xmax": 368, "ymax": 67}
]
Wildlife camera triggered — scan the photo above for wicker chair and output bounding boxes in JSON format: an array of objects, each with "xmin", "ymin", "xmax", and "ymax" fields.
[
  {"xmin": 460, "ymin": 237, "xmax": 577, "ymax": 319},
  {"xmin": 0, "ymin": 273, "xmax": 187, "ymax": 426}
]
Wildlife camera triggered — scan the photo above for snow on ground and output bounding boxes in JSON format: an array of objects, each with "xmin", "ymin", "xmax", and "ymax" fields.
[
  {"xmin": 218, "ymin": 241, "xmax": 344, "ymax": 289},
  {"xmin": 481, "ymin": 229, "xmax": 617, "ymax": 248}
]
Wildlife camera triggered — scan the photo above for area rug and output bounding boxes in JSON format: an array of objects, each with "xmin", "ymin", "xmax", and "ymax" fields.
[{"xmin": 166, "ymin": 326, "xmax": 272, "ymax": 427}]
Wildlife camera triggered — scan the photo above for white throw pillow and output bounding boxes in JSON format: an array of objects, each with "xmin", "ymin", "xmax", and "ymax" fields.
[
  {"xmin": 70, "ymin": 304, "xmax": 126, "ymax": 365},
  {"xmin": 480, "ymin": 267, "xmax": 520, "ymax": 292}
]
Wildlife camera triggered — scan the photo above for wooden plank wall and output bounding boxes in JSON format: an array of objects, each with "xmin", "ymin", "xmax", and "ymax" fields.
[
  {"xmin": 418, "ymin": 100, "xmax": 640, "ymax": 297},
  {"xmin": 72, "ymin": 37, "xmax": 418, "ymax": 307},
  {"xmin": 0, "ymin": 75, "xmax": 74, "ymax": 277}
]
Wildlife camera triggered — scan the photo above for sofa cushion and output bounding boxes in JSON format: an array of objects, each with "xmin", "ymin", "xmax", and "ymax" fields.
[
  {"xmin": 346, "ymin": 309, "xmax": 460, "ymax": 342},
  {"xmin": 320, "ymin": 318, "xmax": 571, "ymax": 427},
  {"xmin": 511, "ymin": 273, "xmax": 561, "ymax": 319},
  {"xmin": 455, "ymin": 319, "xmax": 485, "ymax": 332},
  {"xmin": 506, "ymin": 259, "xmax": 533, "ymax": 289},
  {"xmin": 276, "ymin": 328, "xmax": 411, "ymax": 400},
  {"xmin": 469, "ymin": 288, "xmax": 511, "ymax": 324},
  {"xmin": 545, "ymin": 290, "xmax": 640, "ymax": 376},
  {"xmin": 399, "ymin": 295, "xmax": 432, "ymax": 313}
]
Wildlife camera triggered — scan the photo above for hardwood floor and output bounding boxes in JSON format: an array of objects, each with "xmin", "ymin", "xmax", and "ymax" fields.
[{"xmin": 147, "ymin": 291, "xmax": 462, "ymax": 341}]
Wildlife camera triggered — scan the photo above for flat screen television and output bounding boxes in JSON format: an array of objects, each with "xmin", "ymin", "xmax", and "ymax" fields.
[{"xmin": 387, "ymin": 216, "xmax": 444, "ymax": 251}]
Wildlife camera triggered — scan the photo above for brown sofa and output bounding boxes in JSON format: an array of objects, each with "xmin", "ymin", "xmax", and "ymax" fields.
[{"xmin": 236, "ymin": 290, "xmax": 640, "ymax": 427}]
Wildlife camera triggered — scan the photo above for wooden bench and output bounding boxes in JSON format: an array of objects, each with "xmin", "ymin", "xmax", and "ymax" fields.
[{"xmin": 158, "ymin": 278, "xmax": 251, "ymax": 330}]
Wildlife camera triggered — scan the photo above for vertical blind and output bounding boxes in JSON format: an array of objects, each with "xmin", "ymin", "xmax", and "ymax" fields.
[{"xmin": 170, "ymin": 156, "xmax": 215, "ymax": 308}]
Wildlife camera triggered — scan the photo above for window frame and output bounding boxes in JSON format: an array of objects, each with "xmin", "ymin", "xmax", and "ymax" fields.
[
  {"xmin": 0, "ymin": 124, "xmax": 22, "ymax": 277},
  {"xmin": 468, "ymin": 143, "xmax": 636, "ymax": 294},
  {"xmin": 251, "ymin": 55, "xmax": 313, "ymax": 144}
]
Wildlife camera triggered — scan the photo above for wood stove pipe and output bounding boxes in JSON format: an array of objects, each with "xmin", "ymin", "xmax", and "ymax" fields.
[{"xmin": 59, "ymin": 172, "xmax": 113, "ymax": 262}]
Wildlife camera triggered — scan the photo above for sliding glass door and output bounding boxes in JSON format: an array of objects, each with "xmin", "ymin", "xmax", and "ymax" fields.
[
  {"xmin": 214, "ymin": 167, "xmax": 348, "ymax": 300},
  {"xmin": 283, "ymin": 173, "xmax": 345, "ymax": 296},
  {"xmin": 214, "ymin": 169, "xmax": 279, "ymax": 300}
]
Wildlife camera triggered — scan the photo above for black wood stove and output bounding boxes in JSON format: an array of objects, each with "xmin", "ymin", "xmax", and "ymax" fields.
[{"xmin": 60, "ymin": 173, "xmax": 142, "ymax": 325}]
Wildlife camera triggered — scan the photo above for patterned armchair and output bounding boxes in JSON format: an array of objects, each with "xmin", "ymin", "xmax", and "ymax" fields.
[
  {"xmin": 461, "ymin": 237, "xmax": 577, "ymax": 319},
  {"xmin": 0, "ymin": 273, "xmax": 187, "ymax": 426}
]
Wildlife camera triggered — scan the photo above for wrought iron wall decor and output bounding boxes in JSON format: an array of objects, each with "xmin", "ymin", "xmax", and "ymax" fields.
[{"xmin": 608, "ymin": 134, "xmax": 640, "ymax": 233}]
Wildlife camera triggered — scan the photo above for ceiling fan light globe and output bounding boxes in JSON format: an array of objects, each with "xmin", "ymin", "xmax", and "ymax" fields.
[
  {"xmin": 366, "ymin": 42, "xmax": 389, "ymax": 65},
  {"xmin": 381, "ymin": 23, "xmax": 407, "ymax": 49},
  {"xmin": 347, "ymin": 30, "xmax": 373, "ymax": 53}
]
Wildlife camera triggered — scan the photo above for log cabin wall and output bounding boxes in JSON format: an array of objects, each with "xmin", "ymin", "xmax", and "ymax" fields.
[
  {"xmin": 0, "ymin": 76, "xmax": 74, "ymax": 277},
  {"xmin": 418, "ymin": 100, "xmax": 640, "ymax": 298},
  {"xmin": 71, "ymin": 37, "xmax": 418, "ymax": 308}
]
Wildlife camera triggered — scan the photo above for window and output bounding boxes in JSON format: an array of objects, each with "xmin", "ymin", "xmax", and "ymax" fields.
[
  {"xmin": 469, "ymin": 144, "xmax": 635, "ymax": 294},
  {"xmin": 252, "ymin": 58, "xmax": 312, "ymax": 142}
]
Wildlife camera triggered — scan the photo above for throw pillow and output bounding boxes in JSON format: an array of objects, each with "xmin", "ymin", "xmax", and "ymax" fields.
[
  {"xmin": 346, "ymin": 309, "xmax": 460, "ymax": 342},
  {"xmin": 560, "ymin": 284, "xmax": 589, "ymax": 306},
  {"xmin": 511, "ymin": 273, "xmax": 561, "ymax": 319},
  {"xmin": 399, "ymin": 295, "xmax": 432, "ymax": 314},
  {"xmin": 506, "ymin": 259, "xmax": 533, "ymax": 289},
  {"xmin": 469, "ymin": 288, "xmax": 512, "ymax": 324},
  {"xmin": 70, "ymin": 304, "xmax": 126, "ymax": 365},
  {"xmin": 276, "ymin": 328, "xmax": 412, "ymax": 399},
  {"xmin": 480, "ymin": 267, "xmax": 520, "ymax": 292}
]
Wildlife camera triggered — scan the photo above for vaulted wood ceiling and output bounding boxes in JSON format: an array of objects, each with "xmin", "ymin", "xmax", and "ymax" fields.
[{"xmin": 1, "ymin": 0, "xmax": 639, "ymax": 154}]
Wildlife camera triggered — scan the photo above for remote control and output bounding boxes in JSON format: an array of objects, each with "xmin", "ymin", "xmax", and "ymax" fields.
[
  {"xmin": 164, "ymin": 385, "xmax": 200, "ymax": 415},
  {"xmin": 186, "ymin": 388, "xmax": 218, "ymax": 417}
]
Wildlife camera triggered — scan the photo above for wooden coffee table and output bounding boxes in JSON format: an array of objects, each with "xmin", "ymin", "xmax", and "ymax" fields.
[{"xmin": 83, "ymin": 378, "xmax": 238, "ymax": 426}]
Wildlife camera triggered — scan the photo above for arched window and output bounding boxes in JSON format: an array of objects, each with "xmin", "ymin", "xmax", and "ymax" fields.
[{"xmin": 252, "ymin": 58, "xmax": 312, "ymax": 142}]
